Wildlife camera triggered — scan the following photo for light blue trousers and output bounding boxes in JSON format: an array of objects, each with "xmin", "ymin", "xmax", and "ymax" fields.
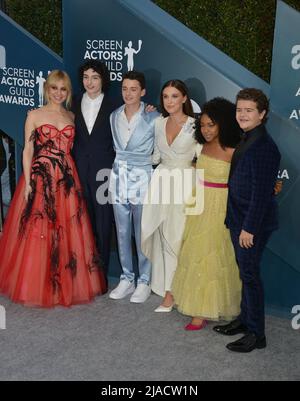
[{"xmin": 113, "ymin": 202, "xmax": 151, "ymax": 285}]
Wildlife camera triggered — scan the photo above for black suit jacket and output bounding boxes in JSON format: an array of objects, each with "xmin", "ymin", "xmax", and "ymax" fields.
[
  {"xmin": 72, "ymin": 94, "xmax": 118, "ymax": 179},
  {"xmin": 0, "ymin": 134, "xmax": 6, "ymax": 177},
  {"xmin": 225, "ymin": 124, "xmax": 281, "ymax": 235}
]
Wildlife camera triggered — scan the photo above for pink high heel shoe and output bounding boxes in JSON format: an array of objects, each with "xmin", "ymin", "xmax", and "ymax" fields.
[{"xmin": 185, "ymin": 320, "xmax": 207, "ymax": 331}]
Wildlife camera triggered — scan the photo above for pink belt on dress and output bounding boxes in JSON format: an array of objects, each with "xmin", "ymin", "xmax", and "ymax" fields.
[{"xmin": 199, "ymin": 179, "xmax": 228, "ymax": 188}]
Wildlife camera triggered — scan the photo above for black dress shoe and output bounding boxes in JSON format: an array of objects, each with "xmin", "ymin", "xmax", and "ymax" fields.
[
  {"xmin": 226, "ymin": 333, "xmax": 267, "ymax": 353},
  {"xmin": 213, "ymin": 319, "xmax": 248, "ymax": 336}
]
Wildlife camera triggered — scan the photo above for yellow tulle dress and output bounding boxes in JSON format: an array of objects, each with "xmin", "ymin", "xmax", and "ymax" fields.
[{"xmin": 172, "ymin": 154, "xmax": 241, "ymax": 321}]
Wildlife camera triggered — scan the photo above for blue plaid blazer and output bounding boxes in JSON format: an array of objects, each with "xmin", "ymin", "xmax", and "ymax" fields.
[{"xmin": 225, "ymin": 124, "xmax": 281, "ymax": 235}]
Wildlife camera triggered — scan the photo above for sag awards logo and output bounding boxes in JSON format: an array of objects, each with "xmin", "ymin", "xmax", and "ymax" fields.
[
  {"xmin": 0, "ymin": 44, "xmax": 48, "ymax": 108},
  {"xmin": 290, "ymin": 45, "xmax": 300, "ymax": 121},
  {"xmin": 0, "ymin": 44, "xmax": 6, "ymax": 69},
  {"xmin": 83, "ymin": 39, "xmax": 143, "ymax": 81}
]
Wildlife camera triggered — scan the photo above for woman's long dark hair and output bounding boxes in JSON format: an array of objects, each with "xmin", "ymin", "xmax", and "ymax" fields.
[
  {"xmin": 195, "ymin": 97, "xmax": 241, "ymax": 148},
  {"xmin": 160, "ymin": 80, "xmax": 194, "ymax": 118}
]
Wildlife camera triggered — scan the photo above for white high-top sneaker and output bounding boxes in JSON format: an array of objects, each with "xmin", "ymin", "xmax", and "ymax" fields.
[{"xmin": 109, "ymin": 280, "xmax": 135, "ymax": 300}]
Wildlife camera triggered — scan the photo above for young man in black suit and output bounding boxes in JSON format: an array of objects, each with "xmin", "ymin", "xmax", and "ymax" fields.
[
  {"xmin": 214, "ymin": 88, "xmax": 281, "ymax": 353},
  {"xmin": 72, "ymin": 61, "xmax": 117, "ymax": 281},
  {"xmin": 72, "ymin": 62, "xmax": 155, "ymax": 283}
]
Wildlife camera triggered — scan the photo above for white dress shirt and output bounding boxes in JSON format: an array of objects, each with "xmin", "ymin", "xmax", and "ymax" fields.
[
  {"xmin": 81, "ymin": 92, "xmax": 104, "ymax": 134},
  {"xmin": 117, "ymin": 103, "xmax": 144, "ymax": 149}
]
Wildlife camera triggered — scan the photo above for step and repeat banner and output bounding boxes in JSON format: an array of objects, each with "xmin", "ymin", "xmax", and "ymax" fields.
[
  {"xmin": 63, "ymin": 0, "xmax": 269, "ymax": 109},
  {"xmin": 0, "ymin": 11, "xmax": 63, "ymax": 177},
  {"xmin": 0, "ymin": 11, "xmax": 63, "ymax": 145},
  {"xmin": 271, "ymin": 2, "xmax": 300, "ymax": 126},
  {"xmin": 266, "ymin": 1, "xmax": 300, "ymax": 312},
  {"xmin": 0, "ymin": 0, "xmax": 299, "ymax": 314},
  {"xmin": 62, "ymin": 0, "xmax": 300, "ymax": 315}
]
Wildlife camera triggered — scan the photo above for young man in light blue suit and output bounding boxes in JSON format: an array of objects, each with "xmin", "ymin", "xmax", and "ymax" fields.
[{"xmin": 109, "ymin": 71, "xmax": 159, "ymax": 303}]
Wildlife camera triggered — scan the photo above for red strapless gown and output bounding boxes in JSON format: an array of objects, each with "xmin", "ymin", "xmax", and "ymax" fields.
[{"xmin": 0, "ymin": 124, "xmax": 107, "ymax": 307}]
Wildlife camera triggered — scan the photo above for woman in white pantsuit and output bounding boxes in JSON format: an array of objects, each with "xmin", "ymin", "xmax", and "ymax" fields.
[{"xmin": 141, "ymin": 80, "xmax": 201, "ymax": 312}]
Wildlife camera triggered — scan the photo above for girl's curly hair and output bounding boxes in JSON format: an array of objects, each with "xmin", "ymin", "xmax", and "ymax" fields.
[{"xmin": 195, "ymin": 97, "xmax": 241, "ymax": 149}]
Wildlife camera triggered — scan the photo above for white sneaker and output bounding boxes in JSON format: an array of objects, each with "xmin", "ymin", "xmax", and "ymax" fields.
[
  {"xmin": 130, "ymin": 283, "xmax": 151, "ymax": 303},
  {"xmin": 109, "ymin": 280, "xmax": 135, "ymax": 300}
]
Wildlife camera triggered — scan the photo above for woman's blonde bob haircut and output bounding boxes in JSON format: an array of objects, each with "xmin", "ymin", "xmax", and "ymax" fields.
[{"xmin": 44, "ymin": 70, "xmax": 72, "ymax": 109}]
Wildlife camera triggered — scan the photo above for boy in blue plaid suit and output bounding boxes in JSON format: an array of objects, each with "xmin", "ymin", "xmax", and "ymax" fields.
[{"xmin": 214, "ymin": 88, "xmax": 281, "ymax": 353}]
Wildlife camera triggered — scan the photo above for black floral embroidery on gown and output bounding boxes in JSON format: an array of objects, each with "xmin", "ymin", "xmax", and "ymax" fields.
[{"xmin": 18, "ymin": 124, "xmax": 102, "ymax": 293}]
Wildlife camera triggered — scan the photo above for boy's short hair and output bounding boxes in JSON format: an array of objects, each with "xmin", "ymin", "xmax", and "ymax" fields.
[
  {"xmin": 122, "ymin": 71, "xmax": 146, "ymax": 90},
  {"xmin": 236, "ymin": 88, "xmax": 269, "ymax": 123},
  {"xmin": 79, "ymin": 60, "xmax": 110, "ymax": 93}
]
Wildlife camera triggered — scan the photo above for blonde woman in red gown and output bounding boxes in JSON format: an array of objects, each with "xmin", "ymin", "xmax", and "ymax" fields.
[{"xmin": 0, "ymin": 70, "xmax": 107, "ymax": 307}]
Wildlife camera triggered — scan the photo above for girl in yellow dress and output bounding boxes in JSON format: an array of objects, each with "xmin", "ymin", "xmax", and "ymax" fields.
[{"xmin": 172, "ymin": 97, "xmax": 242, "ymax": 330}]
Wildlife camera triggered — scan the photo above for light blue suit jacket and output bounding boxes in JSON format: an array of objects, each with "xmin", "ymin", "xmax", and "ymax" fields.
[{"xmin": 109, "ymin": 103, "xmax": 159, "ymax": 204}]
